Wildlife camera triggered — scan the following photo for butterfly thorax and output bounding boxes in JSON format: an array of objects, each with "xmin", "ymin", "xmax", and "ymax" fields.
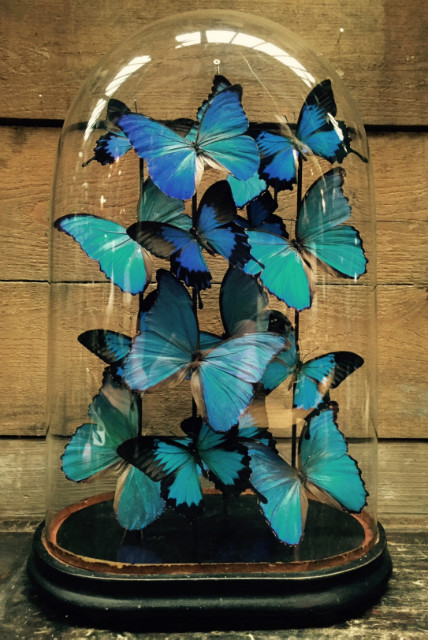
[
  {"xmin": 191, "ymin": 351, "xmax": 204, "ymax": 370},
  {"xmin": 291, "ymin": 237, "xmax": 303, "ymax": 253},
  {"xmin": 190, "ymin": 227, "xmax": 215, "ymax": 255}
]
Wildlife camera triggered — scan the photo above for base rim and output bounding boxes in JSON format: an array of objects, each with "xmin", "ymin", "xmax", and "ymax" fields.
[{"xmin": 27, "ymin": 521, "xmax": 392, "ymax": 630}]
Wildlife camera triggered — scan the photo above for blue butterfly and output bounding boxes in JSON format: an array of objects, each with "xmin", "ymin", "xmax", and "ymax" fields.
[
  {"xmin": 83, "ymin": 98, "xmax": 133, "ymax": 166},
  {"xmin": 123, "ymin": 270, "xmax": 287, "ymax": 432},
  {"xmin": 261, "ymin": 332, "xmax": 364, "ymax": 410},
  {"xmin": 257, "ymin": 79, "xmax": 354, "ymax": 191},
  {"xmin": 245, "ymin": 169, "xmax": 368, "ymax": 310},
  {"xmin": 117, "ymin": 83, "xmax": 260, "ymax": 200},
  {"xmin": 54, "ymin": 178, "xmax": 185, "ymax": 294},
  {"xmin": 236, "ymin": 190, "xmax": 288, "ymax": 237},
  {"xmin": 61, "ymin": 372, "xmax": 165, "ymax": 531},
  {"xmin": 127, "ymin": 181, "xmax": 252, "ymax": 291},
  {"xmin": 248, "ymin": 405, "xmax": 368, "ymax": 544},
  {"xmin": 200, "ymin": 266, "xmax": 292, "ymax": 350},
  {"xmin": 117, "ymin": 416, "xmax": 250, "ymax": 513}
]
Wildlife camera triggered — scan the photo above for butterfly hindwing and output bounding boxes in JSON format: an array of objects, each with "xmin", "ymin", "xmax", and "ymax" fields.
[{"xmin": 300, "ymin": 406, "xmax": 368, "ymax": 513}]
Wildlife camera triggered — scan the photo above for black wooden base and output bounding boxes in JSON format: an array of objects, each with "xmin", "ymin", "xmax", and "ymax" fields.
[{"xmin": 28, "ymin": 515, "xmax": 392, "ymax": 631}]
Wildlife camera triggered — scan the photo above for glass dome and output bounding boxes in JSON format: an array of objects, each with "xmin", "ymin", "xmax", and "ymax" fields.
[{"xmin": 29, "ymin": 9, "xmax": 390, "ymax": 625}]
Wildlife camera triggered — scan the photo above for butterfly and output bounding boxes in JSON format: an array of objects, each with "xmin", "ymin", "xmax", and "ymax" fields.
[
  {"xmin": 117, "ymin": 416, "xmax": 250, "ymax": 513},
  {"xmin": 186, "ymin": 75, "xmax": 266, "ymax": 208},
  {"xmin": 54, "ymin": 178, "xmax": 185, "ymax": 294},
  {"xmin": 127, "ymin": 181, "xmax": 253, "ymax": 291},
  {"xmin": 248, "ymin": 404, "xmax": 368, "ymax": 545},
  {"xmin": 257, "ymin": 79, "xmax": 355, "ymax": 191},
  {"xmin": 123, "ymin": 269, "xmax": 287, "ymax": 432},
  {"xmin": 83, "ymin": 98, "xmax": 133, "ymax": 166},
  {"xmin": 61, "ymin": 372, "xmax": 165, "ymax": 530},
  {"xmin": 245, "ymin": 168, "xmax": 368, "ymax": 310},
  {"xmin": 117, "ymin": 82, "xmax": 260, "ymax": 200},
  {"xmin": 261, "ymin": 332, "xmax": 364, "ymax": 410}
]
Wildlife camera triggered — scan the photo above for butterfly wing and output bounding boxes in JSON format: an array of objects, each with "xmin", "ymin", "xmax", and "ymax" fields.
[
  {"xmin": 138, "ymin": 178, "xmax": 187, "ymax": 226},
  {"xmin": 84, "ymin": 131, "xmax": 133, "ymax": 166},
  {"xmin": 61, "ymin": 374, "xmax": 139, "ymax": 482},
  {"xmin": 117, "ymin": 112, "xmax": 196, "ymax": 200},
  {"xmin": 227, "ymin": 172, "xmax": 267, "ymax": 208},
  {"xmin": 196, "ymin": 85, "xmax": 260, "ymax": 181},
  {"xmin": 246, "ymin": 191, "xmax": 288, "ymax": 237},
  {"xmin": 114, "ymin": 465, "xmax": 165, "ymax": 530},
  {"xmin": 78, "ymin": 329, "xmax": 132, "ymax": 366},
  {"xmin": 257, "ymin": 131, "xmax": 298, "ymax": 190},
  {"xmin": 260, "ymin": 331, "xmax": 297, "ymax": 394},
  {"xmin": 300, "ymin": 407, "xmax": 368, "ymax": 513},
  {"xmin": 193, "ymin": 332, "xmax": 286, "ymax": 431},
  {"xmin": 123, "ymin": 270, "xmax": 198, "ymax": 391},
  {"xmin": 55, "ymin": 214, "xmax": 152, "ymax": 294},
  {"xmin": 296, "ymin": 79, "xmax": 351, "ymax": 163},
  {"xmin": 245, "ymin": 230, "xmax": 312, "ymax": 310},
  {"xmin": 248, "ymin": 443, "xmax": 307, "ymax": 545},
  {"xmin": 237, "ymin": 400, "xmax": 275, "ymax": 449},
  {"xmin": 297, "ymin": 169, "xmax": 367, "ymax": 279},
  {"xmin": 118, "ymin": 435, "xmax": 204, "ymax": 511},
  {"xmin": 220, "ymin": 266, "xmax": 269, "ymax": 336},
  {"xmin": 196, "ymin": 181, "xmax": 252, "ymax": 270}
]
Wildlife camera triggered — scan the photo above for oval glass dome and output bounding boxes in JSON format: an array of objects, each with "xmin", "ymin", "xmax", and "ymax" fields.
[{"xmin": 29, "ymin": 10, "xmax": 391, "ymax": 625}]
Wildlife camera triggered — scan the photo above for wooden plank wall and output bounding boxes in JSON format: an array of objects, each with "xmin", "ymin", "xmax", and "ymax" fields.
[{"xmin": 0, "ymin": 0, "xmax": 427, "ymax": 441}]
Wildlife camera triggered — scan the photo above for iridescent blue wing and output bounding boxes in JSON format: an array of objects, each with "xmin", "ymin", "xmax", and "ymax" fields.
[
  {"xmin": 194, "ymin": 332, "xmax": 286, "ymax": 431},
  {"xmin": 55, "ymin": 214, "xmax": 152, "ymax": 294},
  {"xmin": 297, "ymin": 169, "xmax": 367, "ymax": 279},
  {"xmin": 227, "ymin": 172, "xmax": 267, "ymax": 208},
  {"xmin": 118, "ymin": 435, "xmax": 203, "ymax": 511},
  {"xmin": 117, "ymin": 112, "xmax": 197, "ymax": 200},
  {"xmin": 83, "ymin": 131, "xmax": 133, "ymax": 167},
  {"xmin": 114, "ymin": 465, "xmax": 165, "ymax": 530},
  {"xmin": 78, "ymin": 329, "xmax": 132, "ymax": 366},
  {"xmin": 260, "ymin": 331, "xmax": 297, "ymax": 394},
  {"xmin": 245, "ymin": 230, "xmax": 312, "ymax": 310},
  {"xmin": 138, "ymin": 178, "xmax": 187, "ymax": 226},
  {"xmin": 248, "ymin": 443, "xmax": 307, "ymax": 545},
  {"xmin": 196, "ymin": 181, "xmax": 252, "ymax": 270},
  {"xmin": 300, "ymin": 406, "xmax": 368, "ymax": 513},
  {"xmin": 187, "ymin": 74, "xmax": 233, "ymax": 141},
  {"xmin": 220, "ymin": 267, "xmax": 270, "ymax": 336},
  {"xmin": 123, "ymin": 270, "xmax": 198, "ymax": 392},
  {"xmin": 127, "ymin": 219, "xmax": 210, "ymax": 291},
  {"xmin": 295, "ymin": 354, "xmax": 337, "ymax": 409},
  {"xmin": 296, "ymin": 79, "xmax": 351, "ymax": 163},
  {"xmin": 257, "ymin": 130, "xmax": 297, "ymax": 190},
  {"xmin": 197, "ymin": 421, "xmax": 250, "ymax": 494},
  {"xmin": 246, "ymin": 191, "xmax": 288, "ymax": 236},
  {"xmin": 82, "ymin": 99, "xmax": 132, "ymax": 166},
  {"xmin": 199, "ymin": 331, "xmax": 222, "ymax": 351},
  {"xmin": 61, "ymin": 374, "xmax": 139, "ymax": 482},
  {"xmin": 196, "ymin": 85, "xmax": 260, "ymax": 182}
]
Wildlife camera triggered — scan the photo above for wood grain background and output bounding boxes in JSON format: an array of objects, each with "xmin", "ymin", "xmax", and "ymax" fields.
[{"xmin": 0, "ymin": 0, "xmax": 427, "ymax": 442}]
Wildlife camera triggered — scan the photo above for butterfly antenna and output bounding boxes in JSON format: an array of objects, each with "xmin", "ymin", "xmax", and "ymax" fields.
[
  {"xmin": 350, "ymin": 148, "xmax": 368, "ymax": 163},
  {"xmin": 81, "ymin": 156, "xmax": 95, "ymax": 168}
]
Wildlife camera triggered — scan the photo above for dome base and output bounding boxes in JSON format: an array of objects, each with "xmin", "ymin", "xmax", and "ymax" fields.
[{"xmin": 27, "ymin": 496, "xmax": 392, "ymax": 630}]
